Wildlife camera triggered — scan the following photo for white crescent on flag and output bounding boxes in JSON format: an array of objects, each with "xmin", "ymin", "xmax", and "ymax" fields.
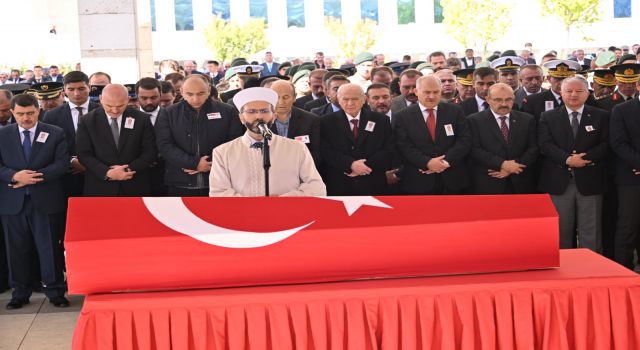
[
  {"xmin": 142, "ymin": 196, "xmax": 392, "ymax": 248},
  {"xmin": 142, "ymin": 197, "xmax": 314, "ymax": 249}
]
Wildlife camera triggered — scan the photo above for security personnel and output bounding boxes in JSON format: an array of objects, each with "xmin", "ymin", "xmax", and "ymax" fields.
[
  {"xmin": 28, "ymin": 82, "xmax": 65, "ymax": 112},
  {"xmin": 595, "ymin": 64, "xmax": 640, "ymax": 112},
  {"xmin": 490, "ymin": 56, "xmax": 525, "ymax": 91}
]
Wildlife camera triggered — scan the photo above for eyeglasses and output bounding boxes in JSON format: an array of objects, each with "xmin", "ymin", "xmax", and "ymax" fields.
[{"xmin": 242, "ymin": 108, "xmax": 272, "ymax": 115}]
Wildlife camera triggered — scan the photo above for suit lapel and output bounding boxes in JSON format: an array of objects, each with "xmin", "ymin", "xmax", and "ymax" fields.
[
  {"xmin": 356, "ymin": 110, "xmax": 370, "ymax": 147},
  {"xmin": 338, "ymin": 111, "xmax": 356, "ymax": 144},
  {"xmin": 99, "ymin": 112, "xmax": 119, "ymax": 153},
  {"xmin": 287, "ymin": 111, "xmax": 299, "ymax": 138},
  {"xmin": 575, "ymin": 107, "xmax": 592, "ymax": 145},
  {"xmin": 557, "ymin": 107, "xmax": 574, "ymax": 147},
  {"xmin": 484, "ymin": 110, "xmax": 507, "ymax": 146},
  {"xmin": 117, "ymin": 112, "xmax": 131, "ymax": 152},
  {"xmin": 28, "ymin": 124, "xmax": 44, "ymax": 165},
  {"xmin": 63, "ymin": 104, "xmax": 77, "ymax": 138}
]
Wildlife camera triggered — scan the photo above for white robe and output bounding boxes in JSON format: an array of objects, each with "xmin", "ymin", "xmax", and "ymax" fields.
[{"xmin": 210, "ymin": 132, "xmax": 326, "ymax": 197}]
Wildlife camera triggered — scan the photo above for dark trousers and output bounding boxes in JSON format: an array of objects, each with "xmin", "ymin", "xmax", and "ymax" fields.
[
  {"xmin": 2, "ymin": 196, "xmax": 66, "ymax": 300},
  {"xmin": 167, "ymin": 186, "xmax": 209, "ymax": 197},
  {"xmin": 614, "ymin": 185, "xmax": 640, "ymax": 270}
]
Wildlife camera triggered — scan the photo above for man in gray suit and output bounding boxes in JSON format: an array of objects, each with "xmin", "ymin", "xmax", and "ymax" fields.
[
  {"xmin": 514, "ymin": 64, "xmax": 545, "ymax": 109},
  {"xmin": 390, "ymin": 69, "xmax": 423, "ymax": 114}
]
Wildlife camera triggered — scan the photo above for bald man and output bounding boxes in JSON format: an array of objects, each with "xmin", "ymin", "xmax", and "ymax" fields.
[
  {"xmin": 320, "ymin": 83, "xmax": 393, "ymax": 195},
  {"xmin": 155, "ymin": 74, "xmax": 243, "ymax": 196},
  {"xmin": 269, "ymin": 80, "xmax": 322, "ymax": 167},
  {"xmin": 76, "ymin": 84, "xmax": 158, "ymax": 196}
]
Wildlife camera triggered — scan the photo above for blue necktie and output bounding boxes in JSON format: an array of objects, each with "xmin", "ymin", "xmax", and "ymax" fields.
[{"xmin": 22, "ymin": 130, "xmax": 31, "ymax": 162}]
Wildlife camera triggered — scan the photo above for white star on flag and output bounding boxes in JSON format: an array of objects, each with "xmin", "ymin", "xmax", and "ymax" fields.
[{"xmin": 317, "ymin": 196, "xmax": 393, "ymax": 216}]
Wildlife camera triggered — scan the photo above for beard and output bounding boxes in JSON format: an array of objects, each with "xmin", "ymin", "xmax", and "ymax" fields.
[
  {"xmin": 141, "ymin": 103, "xmax": 158, "ymax": 113},
  {"xmin": 244, "ymin": 120, "xmax": 271, "ymax": 134}
]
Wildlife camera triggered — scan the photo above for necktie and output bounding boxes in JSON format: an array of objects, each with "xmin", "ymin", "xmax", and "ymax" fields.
[
  {"xmin": 426, "ymin": 108, "xmax": 436, "ymax": 140},
  {"xmin": 250, "ymin": 142, "xmax": 263, "ymax": 149},
  {"xmin": 558, "ymin": 96, "xmax": 563, "ymax": 106},
  {"xmin": 110, "ymin": 118, "xmax": 120, "ymax": 147},
  {"xmin": 350, "ymin": 119, "xmax": 359, "ymax": 141},
  {"xmin": 499, "ymin": 116, "xmax": 509, "ymax": 142},
  {"xmin": 570, "ymin": 111, "xmax": 579, "ymax": 138},
  {"xmin": 22, "ymin": 130, "xmax": 32, "ymax": 194},
  {"xmin": 76, "ymin": 106, "xmax": 84, "ymax": 116},
  {"xmin": 482, "ymin": 101, "xmax": 489, "ymax": 111},
  {"xmin": 22, "ymin": 130, "xmax": 31, "ymax": 161}
]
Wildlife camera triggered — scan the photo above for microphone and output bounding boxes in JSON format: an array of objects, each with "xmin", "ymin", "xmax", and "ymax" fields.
[{"xmin": 256, "ymin": 121, "xmax": 273, "ymax": 141}]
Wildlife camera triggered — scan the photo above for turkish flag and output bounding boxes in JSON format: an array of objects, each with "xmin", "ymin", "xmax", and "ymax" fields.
[{"xmin": 65, "ymin": 195, "xmax": 559, "ymax": 294}]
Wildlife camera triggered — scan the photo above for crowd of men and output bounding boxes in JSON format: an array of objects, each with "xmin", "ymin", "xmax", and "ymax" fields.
[{"xmin": 1, "ymin": 44, "xmax": 640, "ymax": 310}]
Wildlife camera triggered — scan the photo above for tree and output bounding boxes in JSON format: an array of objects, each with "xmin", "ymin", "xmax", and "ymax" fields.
[
  {"xmin": 325, "ymin": 17, "xmax": 378, "ymax": 60},
  {"xmin": 539, "ymin": 0, "xmax": 601, "ymax": 57},
  {"xmin": 441, "ymin": 0, "xmax": 513, "ymax": 56},
  {"xmin": 203, "ymin": 17, "xmax": 269, "ymax": 63}
]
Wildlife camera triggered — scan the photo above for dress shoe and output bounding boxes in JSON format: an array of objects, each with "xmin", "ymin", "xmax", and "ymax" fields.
[
  {"xmin": 6, "ymin": 298, "xmax": 30, "ymax": 310},
  {"xmin": 49, "ymin": 296, "xmax": 70, "ymax": 308}
]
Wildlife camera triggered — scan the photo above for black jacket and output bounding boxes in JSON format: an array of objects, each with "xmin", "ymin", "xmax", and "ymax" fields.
[
  {"xmin": 610, "ymin": 98, "xmax": 640, "ymax": 186},
  {"xmin": 537, "ymin": 105, "xmax": 609, "ymax": 195},
  {"xmin": 155, "ymin": 99, "xmax": 244, "ymax": 189}
]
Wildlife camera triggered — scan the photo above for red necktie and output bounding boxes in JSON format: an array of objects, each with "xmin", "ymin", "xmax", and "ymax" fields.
[
  {"xmin": 499, "ymin": 116, "xmax": 509, "ymax": 142},
  {"xmin": 426, "ymin": 109, "xmax": 436, "ymax": 140},
  {"xmin": 350, "ymin": 119, "xmax": 359, "ymax": 141}
]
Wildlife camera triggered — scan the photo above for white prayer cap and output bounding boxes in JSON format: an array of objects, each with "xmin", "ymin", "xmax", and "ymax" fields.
[{"xmin": 233, "ymin": 87, "xmax": 279, "ymax": 111}]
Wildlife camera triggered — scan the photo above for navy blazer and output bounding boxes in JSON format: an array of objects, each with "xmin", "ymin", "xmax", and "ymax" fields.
[
  {"xmin": 537, "ymin": 105, "xmax": 609, "ymax": 195},
  {"xmin": 610, "ymin": 98, "xmax": 640, "ymax": 186},
  {"xmin": 0, "ymin": 123, "xmax": 69, "ymax": 215},
  {"xmin": 42, "ymin": 101, "xmax": 101, "ymax": 156}
]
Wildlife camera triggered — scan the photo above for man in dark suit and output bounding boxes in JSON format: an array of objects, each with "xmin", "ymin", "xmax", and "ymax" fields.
[
  {"xmin": 136, "ymin": 77, "xmax": 167, "ymax": 196},
  {"xmin": 311, "ymin": 75, "xmax": 348, "ymax": 116},
  {"xmin": 47, "ymin": 65, "xmax": 64, "ymax": 83},
  {"xmin": 270, "ymin": 80, "xmax": 321, "ymax": 167},
  {"xmin": 295, "ymin": 69, "xmax": 326, "ymax": 110},
  {"xmin": 0, "ymin": 94, "xmax": 70, "ymax": 309},
  {"xmin": 460, "ymin": 67, "xmax": 498, "ymax": 116},
  {"xmin": 514, "ymin": 65, "xmax": 545, "ymax": 109},
  {"xmin": 538, "ymin": 76, "xmax": 609, "ymax": 253},
  {"xmin": 570, "ymin": 49, "xmax": 592, "ymax": 68},
  {"xmin": 260, "ymin": 51, "xmax": 280, "ymax": 77},
  {"xmin": 468, "ymin": 83, "xmax": 538, "ymax": 194},
  {"xmin": 42, "ymin": 71, "xmax": 100, "ymax": 197},
  {"xmin": 320, "ymin": 83, "xmax": 393, "ymax": 195},
  {"xmin": 461, "ymin": 49, "xmax": 476, "ymax": 69},
  {"xmin": 0, "ymin": 89, "xmax": 13, "ymax": 292},
  {"xmin": 76, "ymin": 84, "xmax": 157, "ymax": 196},
  {"xmin": 395, "ymin": 75, "xmax": 472, "ymax": 195},
  {"xmin": 609, "ymin": 67, "xmax": 640, "ymax": 270}
]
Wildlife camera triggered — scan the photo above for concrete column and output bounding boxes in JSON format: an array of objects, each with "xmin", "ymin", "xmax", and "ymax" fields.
[{"xmin": 77, "ymin": 0, "xmax": 154, "ymax": 82}]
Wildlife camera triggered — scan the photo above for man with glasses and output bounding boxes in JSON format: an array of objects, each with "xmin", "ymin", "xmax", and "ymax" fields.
[
  {"xmin": 467, "ymin": 83, "xmax": 538, "ymax": 194},
  {"xmin": 209, "ymin": 87, "xmax": 325, "ymax": 197}
]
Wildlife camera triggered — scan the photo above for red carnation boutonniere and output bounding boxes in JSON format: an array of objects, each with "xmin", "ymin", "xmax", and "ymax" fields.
[{"xmin": 612, "ymin": 93, "xmax": 618, "ymax": 102}]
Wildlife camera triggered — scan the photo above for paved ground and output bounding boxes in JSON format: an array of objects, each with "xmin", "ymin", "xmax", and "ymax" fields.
[{"xmin": 0, "ymin": 290, "xmax": 83, "ymax": 350}]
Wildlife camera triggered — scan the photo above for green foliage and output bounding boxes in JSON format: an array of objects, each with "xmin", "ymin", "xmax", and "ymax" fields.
[
  {"xmin": 325, "ymin": 17, "xmax": 379, "ymax": 60},
  {"xmin": 441, "ymin": 0, "xmax": 513, "ymax": 55},
  {"xmin": 539, "ymin": 0, "xmax": 601, "ymax": 29},
  {"xmin": 397, "ymin": 0, "xmax": 416, "ymax": 24},
  {"xmin": 203, "ymin": 17, "xmax": 269, "ymax": 63}
]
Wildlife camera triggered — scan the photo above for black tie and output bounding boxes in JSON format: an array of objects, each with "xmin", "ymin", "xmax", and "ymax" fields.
[
  {"xmin": 570, "ymin": 111, "xmax": 579, "ymax": 138},
  {"xmin": 76, "ymin": 106, "xmax": 84, "ymax": 116},
  {"xmin": 250, "ymin": 142, "xmax": 263, "ymax": 149},
  {"xmin": 558, "ymin": 96, "xmax": 563, "ymax": 106}
]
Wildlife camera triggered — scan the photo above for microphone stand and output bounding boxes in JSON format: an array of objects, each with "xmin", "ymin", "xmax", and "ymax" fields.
[{"xmin": 262, "ymin": 135, "xmax": 271, "ymax": 197}]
